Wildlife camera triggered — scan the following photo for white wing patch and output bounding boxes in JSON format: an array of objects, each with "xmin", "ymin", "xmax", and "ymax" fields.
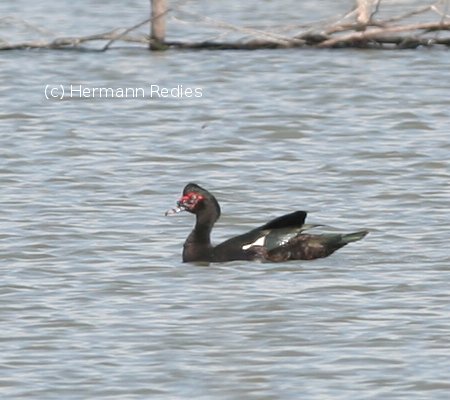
[{"xmin": 242, "ymin": 235, "xmax": 266, "ymax": 250}]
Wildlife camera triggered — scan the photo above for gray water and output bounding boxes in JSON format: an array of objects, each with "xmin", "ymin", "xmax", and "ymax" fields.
[{"xmin": 1, "ymin": 1, "xmax": 450, "ymax": 399}]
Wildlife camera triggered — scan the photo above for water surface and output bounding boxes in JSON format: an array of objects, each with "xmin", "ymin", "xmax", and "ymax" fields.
[{"xmin": 0, "ymin": 1, "xmax": 449, "ymax": 399}]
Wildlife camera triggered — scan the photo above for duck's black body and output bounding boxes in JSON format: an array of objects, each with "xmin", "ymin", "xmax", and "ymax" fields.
[{"xmin": 166, "ymin": 183, "xmax": 368, "ymax": 263}]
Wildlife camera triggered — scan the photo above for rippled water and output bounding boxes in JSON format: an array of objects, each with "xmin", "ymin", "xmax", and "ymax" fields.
[{"xmin": 1, "ymin": 1, "xmax": 450, "ymax": 399}]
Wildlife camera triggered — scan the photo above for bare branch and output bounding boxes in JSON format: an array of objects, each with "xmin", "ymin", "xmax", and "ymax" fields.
[
  {"xmin": 175, "ymin": 8, "xmax": 305, "ymax": 46},
  {"xmin": 370, "ymin": 0, "xmax": 382, "ymax": 21},
  {"xmin": 318, "ymin": 21, "xmax": 450, "ymax": 48},
  {"xmin": 102, "ymin": 18, "xmax": 152, "ymax": 51},
  {"xmin": 382, "ymin": 5, "xmax": 434, "ymax": 24}
]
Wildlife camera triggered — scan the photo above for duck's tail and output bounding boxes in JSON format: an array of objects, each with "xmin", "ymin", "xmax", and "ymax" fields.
[{"xmin": 340, "ymin": 230, "xmax": 369, "ymax": 244}]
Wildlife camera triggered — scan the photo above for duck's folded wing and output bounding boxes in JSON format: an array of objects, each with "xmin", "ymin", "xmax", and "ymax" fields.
[
  {"xmin": 258, "ymin": 211, "xmax": 307, "ymax": 230},
  {"xmin": 264, "ymin": 224, "xmax": 326, "ymax": 251},
  {"xmin": 213, "ymin": 211, "xmax": 313, "ymax": 259},
  {"xmin": 240, "ymin": 223, "xmax": 320, "ymax": 251}
]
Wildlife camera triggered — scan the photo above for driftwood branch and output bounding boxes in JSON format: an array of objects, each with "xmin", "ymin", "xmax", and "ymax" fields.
[
  {"xmin": 318, "ymin": 21, "xmax": 450, "ymax": 48},
  {"xmin": 0, "ymin": 29, "xmax": 149, "ymax": 51},
  {"xmin": 1, "ymin": 0, "xmax": 449, "ymax": 51}
]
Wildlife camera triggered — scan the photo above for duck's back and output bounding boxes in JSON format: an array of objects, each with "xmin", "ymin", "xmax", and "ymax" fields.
[{"xmin": 212, "ymin": 211, "xmax": 308, "ymax": 262}]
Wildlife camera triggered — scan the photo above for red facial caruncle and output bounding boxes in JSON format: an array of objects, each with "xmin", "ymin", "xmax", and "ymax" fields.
[{"xmin": 178, "ymin": 192, "xmax": 204, "ymax": 211}]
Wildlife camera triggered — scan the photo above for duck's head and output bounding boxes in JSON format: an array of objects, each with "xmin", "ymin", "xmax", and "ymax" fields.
[{"xmin": 165, "ymin": 183, "xmax": 221, "ymax": 218}]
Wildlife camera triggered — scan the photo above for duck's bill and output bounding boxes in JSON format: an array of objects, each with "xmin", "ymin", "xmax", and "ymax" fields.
[{"xmin": 165, "ymin": 205, "xmax": 185, "ymax": 216}]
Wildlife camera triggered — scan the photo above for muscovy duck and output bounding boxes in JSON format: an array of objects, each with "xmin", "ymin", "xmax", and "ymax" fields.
[{"xmin": 166, "ymin": 183, "xmax": 368, "ymax": 263}]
